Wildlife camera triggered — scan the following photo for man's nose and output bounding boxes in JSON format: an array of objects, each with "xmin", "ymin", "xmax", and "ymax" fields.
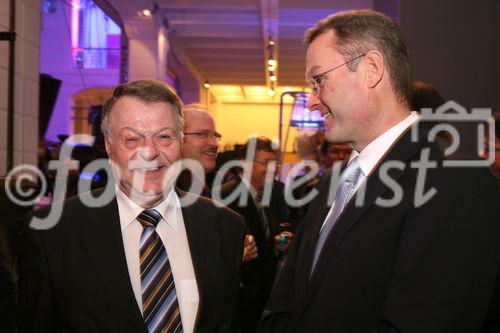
[
  {"xmin": 307, "ymin": 93, "xmax": 320, "ymax": 111},
  {"xmin": 207, "ymin": 136, "xmax": 219, "ymax": 147},
  {"xmin": 138, "ymin": 138, "xmax": 159, "ymax": 160}
]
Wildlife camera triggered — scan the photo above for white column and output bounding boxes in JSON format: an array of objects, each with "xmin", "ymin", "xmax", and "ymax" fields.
[
  {"xmin": 126, "ymin": 20, "xmax": 169, "ymax": 82},
  {"xmin": 0, "ymin": 0, "xmax": 41, "ymax": 175}
]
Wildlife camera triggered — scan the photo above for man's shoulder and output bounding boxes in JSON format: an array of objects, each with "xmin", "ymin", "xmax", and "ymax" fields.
[
  {"xmin": 179, "ymin": 190, "xmax": 245, "ymax": 229},
  {"xmin": 30, "ymin": 188, "xmax": 116, "ymax": 233},
  {"xmin": 217, "ymin": 178, "xmax": 241, "ymax": 195}
]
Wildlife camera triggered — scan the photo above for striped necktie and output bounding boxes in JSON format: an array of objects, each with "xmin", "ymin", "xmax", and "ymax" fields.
[{"xmin": 138, "ymin": 209, "xmax": 183, "ymax": 333}]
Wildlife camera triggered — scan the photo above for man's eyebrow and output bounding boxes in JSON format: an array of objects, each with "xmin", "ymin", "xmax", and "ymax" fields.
[
  {"xmin": 153, "ymin": 127, "xmax": 176, "ymax": 134},
  {"xmin": 119, "ymin": 127, "xmax": 142, "ymax": 136},
  {"xmin": 119, "ymin": 126, "xmax": 176, "ymax": 136}
]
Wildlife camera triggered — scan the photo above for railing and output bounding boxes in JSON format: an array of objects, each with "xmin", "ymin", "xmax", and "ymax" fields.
[{"xmin": 72, "ymin": 47, "xmax": 121, "ymax": 69}]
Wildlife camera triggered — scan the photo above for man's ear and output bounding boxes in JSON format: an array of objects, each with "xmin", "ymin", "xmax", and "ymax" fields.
[
  {"xmin": 363, "ymin": 51, "xmax": 384, "ymax": 89},
  {"xmin": 104, "ymin": 136, "xmax": 111, "ymax": 155}
]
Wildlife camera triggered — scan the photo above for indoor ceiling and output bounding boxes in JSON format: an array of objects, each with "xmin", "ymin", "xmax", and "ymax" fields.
[{"xmin": 106, "ymin": 0, "xmax": 374, "ymax": 99}]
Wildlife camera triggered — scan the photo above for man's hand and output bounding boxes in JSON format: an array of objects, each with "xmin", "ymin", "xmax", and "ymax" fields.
[
  {"xmin": 274, "ymin": 231, "xmax": 294, "ymax": 252},
  {"xmin": 243, "ymin": 234, "xmax": 258, "ymax": 262}
]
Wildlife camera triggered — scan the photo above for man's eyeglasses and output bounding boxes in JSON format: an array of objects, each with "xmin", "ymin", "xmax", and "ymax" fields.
[
  {"xmin": 310, "ymin": 53, "xmax": 366, "ymax": 95},
  {"xmin": 184, "ymin": 131, "xmax": 222, "ymax": 140}
]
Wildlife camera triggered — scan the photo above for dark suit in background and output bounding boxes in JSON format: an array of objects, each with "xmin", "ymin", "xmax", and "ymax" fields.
[
  {"xmin": 1, "ymin": 177, "xmax": 37, "ymax": 333},
  {"xmin": 259, "ymin": 127, "xmax": 500, "ymax": 333},
  {"xmin": 220, "ymin": 178, "xmax": 289, "ymax": 333},
  {"xmin": 0, "ymin": 256, "xmax": 16, "ymax": 333},
  {"xmin": 17, "ymin": 189, "xmax": 245, "ymax": 333}
]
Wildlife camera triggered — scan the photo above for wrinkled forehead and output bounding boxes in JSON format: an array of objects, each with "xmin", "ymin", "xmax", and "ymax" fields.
[{"xmin": 109, "ymin": 97, "xmax": 177, "ymax": 130}]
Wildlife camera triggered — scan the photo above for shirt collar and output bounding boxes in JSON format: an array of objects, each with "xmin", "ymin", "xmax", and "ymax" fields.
[
  {"xmin": 116, "ymin": 187, "xmax": 180, "ymax": 231},
  {"xmin": 349, "ymin": 111, "xmax": 419, "ymax": 176}
]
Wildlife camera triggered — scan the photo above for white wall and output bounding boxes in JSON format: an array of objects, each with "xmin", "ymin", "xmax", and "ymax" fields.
[{"xmin": 0, "ymin": 0, "xmax": 41, "ymax": 176}]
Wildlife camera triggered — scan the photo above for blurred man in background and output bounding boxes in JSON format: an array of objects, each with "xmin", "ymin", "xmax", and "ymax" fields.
[{"xmin": 219, "ymin": 136, "xmax": 291, "ymax": 333}]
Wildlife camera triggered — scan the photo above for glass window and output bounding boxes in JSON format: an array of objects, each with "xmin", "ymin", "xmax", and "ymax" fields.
[{"xmin": 72, "ymin": 0, "xmax": 122, "ymax": 69}]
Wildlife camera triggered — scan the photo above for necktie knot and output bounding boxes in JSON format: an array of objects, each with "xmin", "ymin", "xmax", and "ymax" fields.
[
  {"xmin": 342, "ymin": 158, "xmax": 363, "ymax": 185},
  {"xmin": 137, "ymin": 209, "xmax": 162, "ymax": 228}
]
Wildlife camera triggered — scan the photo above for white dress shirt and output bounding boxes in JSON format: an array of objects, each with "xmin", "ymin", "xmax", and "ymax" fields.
[
  {"xmin": 321, "ymin": 111, "xmax": 419, "ymax": 229},
  {"xmin": 116, "ymin": 188, "xmax": 199, "ymax": 333}
]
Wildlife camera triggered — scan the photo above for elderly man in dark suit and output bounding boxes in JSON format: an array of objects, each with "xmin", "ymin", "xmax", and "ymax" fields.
[
  {"xmin": 258, "ymin": 10, "xmax": 500, "ymax": 333},
  {"xmin": 17, "ymin": 80, "xmax": 245, "ymax": 333}
]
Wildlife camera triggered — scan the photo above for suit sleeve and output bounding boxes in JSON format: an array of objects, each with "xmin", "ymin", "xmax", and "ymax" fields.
[
  {"xmin": 369, "ymin": 171, "xmax": 500, "ymax": 333},
  {"xmin": 16, "ymin": 223, "xmax": 58, "ymax": 333},
  {"xmin": 230, "ymin": 213, "xmax": 246, "ymax": 333}
]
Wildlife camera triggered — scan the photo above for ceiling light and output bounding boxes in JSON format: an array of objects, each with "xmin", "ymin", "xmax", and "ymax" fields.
[
  {"xmin": 267, "ymin": 58, "xmax": 277, "ymax": 67},
  {"xmin": 139, "ymin": 2, "xmax": 159, "ymax": 17},
  {"xmin": 268, "ymin": 89, "xmax": 276, "ymax": 97},
  {"xmin": 270, "ymin": 75, "xmax": 277, "ymax": 82},
  {"xmin": 203, "ymin": 81, "xmax": 210, "ymax": 89}
]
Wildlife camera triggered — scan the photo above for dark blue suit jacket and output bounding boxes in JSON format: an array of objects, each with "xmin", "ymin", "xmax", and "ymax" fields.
[{"xmin": 259, "ymin": 125, "xmax": 500, "ymax": 333}]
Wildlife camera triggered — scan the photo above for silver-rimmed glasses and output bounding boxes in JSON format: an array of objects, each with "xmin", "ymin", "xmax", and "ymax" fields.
[
  {"xmin": 184, "ymin": 131, "xmax": 222, "ymax": 140},
  {"xmin": 310, "ymin": 53, "xmax": 366, "ymax": 95}
]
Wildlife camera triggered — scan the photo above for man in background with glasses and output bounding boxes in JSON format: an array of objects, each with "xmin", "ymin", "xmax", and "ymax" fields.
[
  {"xmin": 177, "ymin": 103, "xmax": 221, "ymax": 195},
  {"xmin": 182, "ymin": 104, "xmax": 222, "ymax": 176},
  {"xmin": 259, "ymin": 9, "xmax": 500, "ymax": 333},
  {"xmin": 177, "ymin": 104, "xmax": 259, "ymax": 263}
]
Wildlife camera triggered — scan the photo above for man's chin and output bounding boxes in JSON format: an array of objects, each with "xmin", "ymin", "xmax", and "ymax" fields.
[
  {"xmin": 325, "ymin": 134, "xmax": 342, "ymax": 144},
  {"xmin": 201, "ymin": 161, "xmax": 216, "ymax": 173},
  {"xmin": 128, "ymin": 187, "xmax": 169, "ymax": 207}
]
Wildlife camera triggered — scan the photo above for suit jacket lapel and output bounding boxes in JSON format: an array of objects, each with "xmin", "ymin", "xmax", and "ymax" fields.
[
  {"xmin": 301, "ymin": 125, "xmax": 429, "ymax": 315},
  {"xmin": 79, "ymin": 198, "xmax": 147, "ymax": 332},
  {"xmin": 180, "ymin": 193, "xmax": 220, "ymax": 328},
  {"xmin": 294, "ymin": 188, "xmax": 333, "ymax": 307}
]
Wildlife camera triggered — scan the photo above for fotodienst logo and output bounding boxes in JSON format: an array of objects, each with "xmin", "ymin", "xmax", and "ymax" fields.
[{"xmin": 3, "ymin": 102, "xmax": 496, "ymax": 230}]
